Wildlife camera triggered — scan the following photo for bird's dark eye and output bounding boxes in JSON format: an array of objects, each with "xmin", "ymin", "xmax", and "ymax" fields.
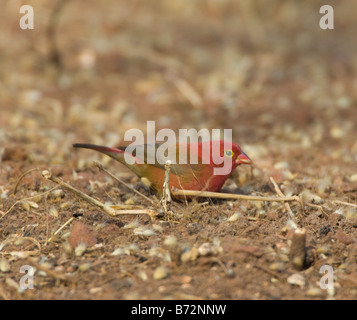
[{"xmin": 225, "ymin": 150, "xmax": 234, "ymax": 157}]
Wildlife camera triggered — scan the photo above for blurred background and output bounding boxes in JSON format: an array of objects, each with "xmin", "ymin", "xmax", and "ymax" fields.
[{"xmin": 0, "ymin": 0, "xmax": 356, "ymax": 183}]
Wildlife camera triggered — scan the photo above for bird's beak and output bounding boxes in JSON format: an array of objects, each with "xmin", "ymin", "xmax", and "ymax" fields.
[{"xmin": 236, "ymin": 151, "xmax": 252, "ymax": 165}]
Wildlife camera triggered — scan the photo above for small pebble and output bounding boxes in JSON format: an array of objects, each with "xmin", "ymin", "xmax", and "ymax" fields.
[
  {"xmin": 305, "ymin": 287, "xmax": 325, "ymax": 298},
  {"xmin": 153, "ymin": 266, "xmax": 169, "ymax": 280},
  {"xmin": 164, "ymin": 236, "xmax": 177, "ymax": 248},
  {"xmin": 227, "ymin": 213, "xmax": 241, "ymax": 222},
  {"xmin": 269, "ymin": 262, "xmax": 285, "ymax": 272},
  {"xmin": 138, "ymin": 270, "xmax": 148, "ymax": 281},
  {"xmin": 0, "ymin": 259, "xmax": 11, "ymax": 273},
  {"xmin": 198, "ymin": 243, "xmax": 213, "ymax": 257},
  {"xmin": 49, "ymin": 189, "xmax": 65, "ymax": 200},
  {"xmin": 181, "ymin": 247, "xmax": 199, "ymax": 263},
  {"xmin": 300, "ymin": 190, "xmax": 323, "ymax": 204},
  {"xmin": 350, "ymin": 174, "xmax": 357, "ymax": 182},
  {"xmin": 111, "ymin": 247, "xmax": 126, "ymax": 256},
  {"xmin": 78, "ymin": 263, "xmax": 91, "ymax": 272},
  {"xmin": 49, "ymin": 206, "xmax": 59, "ymax": 218},
  {"xmin": 287, "ymin": 273, "xmax": 306, "ymax": 288},
  {"xmin": 75, "ymin": 243, "xmax": 87, "ymax": 257}
]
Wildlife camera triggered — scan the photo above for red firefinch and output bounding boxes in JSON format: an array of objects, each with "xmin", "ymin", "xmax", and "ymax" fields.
[{"xmin": 73, "ymin": 140, "xmax": 252, "ymax": 195}]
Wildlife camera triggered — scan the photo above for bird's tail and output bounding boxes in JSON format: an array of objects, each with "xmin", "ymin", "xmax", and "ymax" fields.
[{"xmin": 73, "ymin": 143, "xmax": 125, "ymax": 162}]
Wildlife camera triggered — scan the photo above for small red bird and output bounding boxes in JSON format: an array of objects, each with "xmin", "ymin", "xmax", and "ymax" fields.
[{"xmin": 73, "ymin": 141, "xmax": 252, "ymax": 195}]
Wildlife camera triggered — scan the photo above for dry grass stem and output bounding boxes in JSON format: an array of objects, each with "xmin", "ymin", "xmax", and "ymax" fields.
[
  {"xmin": 47, "ymin": 217, "xmax": 75, "ymax": 243},
  {"xmin": 93, "ymin": 161, "xmax": 155, "ymax": 205},
  {"xmin": 270, "ymin": 177, "xmax": 295, "ymax": 220},
  {"xmin": 13, "ymin": 167, "xmax": 39, "ymax": 195},
  {"xmin": 0, "ymin": 186, "xmax": 58, "ymax": 221},
  {"xmin": 42, "ymin": 170, "xmax": 158, "ymax": 220},
  {"xmin": 333, "ymin": 200, "xmax": 357, "ymax": 208},
  {"xmin": 42, "ymin": 170, "xmax": 117, "ymax": 218},
  {"xmin": 171, "ymin": 188, "xmax": 300, "ymax": 202},
  {"xmin": 174, "ymin": 78, "xmax": 203, "ymax": 109}
]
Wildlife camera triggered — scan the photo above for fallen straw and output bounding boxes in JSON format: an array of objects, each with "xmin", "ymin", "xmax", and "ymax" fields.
[
  {"xmin": 41, "ymin": 170, "xmax": 157, "ymax": 219},
  {"xmin": 93, "ymin": 161, "xmax": 155, "ymax": 205},
  {"xmin": 42, "ymin": 170, "xmax": 116, "ymax": 217},
  {"xmin": 161, "ymin": 160, "xmax": 172, "ymax": 213},
  {"xmin": 270, "ymin": 177, "xmax": 295, "ymax": 219},
  {"xmin": 171, "ymin": 188, "xmax": 301, "ymax": 202}
]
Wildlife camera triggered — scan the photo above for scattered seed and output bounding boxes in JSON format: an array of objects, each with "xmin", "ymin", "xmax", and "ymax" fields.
[
  {"xmin": 79, "ymin": 263, "xmax": 91, "ymax": 272},
  {"xmin": 269, "ymin": 262, "xmax": 285, "ymax": 272},
  {"xmin": 227, "ymin": 213, "xmax": 241, "ymax": 222},
  {"xmin": 287, "ymin": 273, "xmax": 306, "ymax": 288},
  {"xmin": 153, "ymin": 266, "xmax": 169, "ymax": 280},
  {"xmin": 0, "ymin": 259, "xmax": 11, "ymax": 273},
  {"xmin": 75, "ymin": 243, "xmax": 87, "ymax": 257}
]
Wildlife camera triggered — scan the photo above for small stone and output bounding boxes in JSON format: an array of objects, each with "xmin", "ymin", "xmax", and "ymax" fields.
[
  {"xmin": 181, "ymin": 275, "xmax": 192, "ymax": 284},
  {"xmin": 153, "ymin": 266, "xmax": 169, "ymax": 280},
  {"xmin": 305, "ymin": 287, "xmax": 325, "ymax": 298},
  {"xmin": 198, "ymin": 243, "xmax": 213, "ymax": 257},
  {"xmin": 227, "ymin": 213, "xmax": 241, "ymax": 222},
  {"xmin": 283, "ymin": 170, "xmax": 295, "ymax": 180},
  {"xmin": 124, "ymin": 198, "xmax": 135, "ymax": 205},
  {"xmin": 350, "ymin": 174, "xmax": 357, "ymax": 182},
  {"xmin": 75, "ymin": 242, "xmax": 87, "ymax": 257},
  {"xmin": 274, "ymin": 161, "xmax": 289, "ymax": 170},
  {"xmin": 335, "ymin": 231, "xmax": 353, "ymax": 245},
  {"xmin": 49, "ymin": 189, "xmax": 65, "ymax": 200},
  {"xmin": 269, "ymin": 262, "xmax": 285, "ymax": 272},
  {"xmin": 300, "ymin": 190, "xmax": 323, "ymax": 204},
  {"xmin": 163, "ymin": 236, "xmax": 177, "ymax": 248},
  {"xmin": 138, "ymin": 270, "xmax": 148, "ymax": 281},
  {"xmin": 111, "ymin": 247, "xmax": 126, "ymax": 256},
  {"xmin": 89, "ymin": 287, "xmax": 103, "ymax": 294},
  {"xmin": 78, "ymin": 263, "xmax": 91, "ymax": 272},
  {"xmin": 287, "ymin": 273, "xmax": 306, "ymax": 288},
  {"xmin": 181, "ymin": 247, "xmax": 199, "ymax": 263},
  {"xmin": 49, "ymin": 206, "xmax": 59, "ymax": 218},
  {"xmin": 330, "ymin": 127, "xmax": 344, "ymax": 139},
  {"xmin": 0, "ymin": 259, "xmax": 11, "ymax": 273},
  {"xmin": 69, "ymin": 221, "xmax": 97, "ymax": 248}
]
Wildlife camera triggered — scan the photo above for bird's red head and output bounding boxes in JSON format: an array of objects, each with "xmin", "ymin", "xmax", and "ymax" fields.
[
  {"xmin": 214, "ymin": 140, "xmax": 252, "ymax": 166},
  {"xmin": 196, "ymin": 140, "xmax": 252, "ymax": 176}
]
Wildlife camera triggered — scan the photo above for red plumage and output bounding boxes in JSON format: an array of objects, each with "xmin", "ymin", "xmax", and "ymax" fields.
[{"xmin": 73, "ymin": 140, "xmax": 252, "ymax": 195}]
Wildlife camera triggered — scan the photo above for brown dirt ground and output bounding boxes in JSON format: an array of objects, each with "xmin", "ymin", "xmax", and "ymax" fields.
[{"xmin": 1, "ymin": 1, "xmax": 357, "ymax": 300}]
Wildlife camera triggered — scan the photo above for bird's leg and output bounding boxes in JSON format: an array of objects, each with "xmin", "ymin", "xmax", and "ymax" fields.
[{"xmin": 161, "ymin": 160, "xmax": 173, "ymax": 216}]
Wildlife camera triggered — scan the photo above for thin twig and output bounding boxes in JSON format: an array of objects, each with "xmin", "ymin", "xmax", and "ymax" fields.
[
  {"xmin": 270, "ymin": 177, "xmax": 295, "ymax": 220},
  {"xmin": 304, "ymin": 202, "xmax": 330, "ymax": 218},
  {"xmin": 42, "ymin": 170, "xmax": 116, "ymax": 218},
  {"xmin": 13, "ymin": 168, "xmax": 39, "ymax": 195},
  {"xmin": 173, "ymin": 78, "xmax": 203, "ymax": 109},
  {"xmin": 171, "ymin": 188, "xmax": 301, "ymax": 202},
  {"xmin": 253, "ymin": 264, "xmax": 285, "ymax": 282},
  {"xmin": 42, "ymin": 170, "xmax": 158, "ymax": 220},
  {"xmin": 93, "ymin": 161, "xmax": 155, "ymax": 205},
  {"xmin": 47, "ymin": 217, "xmax": 75, "ymax": 243},
  {"xmin": 333, "ymin": 200, "xmax": 357, "ymax": 208},
  {"xmin": 0, "ymin": 186, "xmax": 58, "ymax": 221}
]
